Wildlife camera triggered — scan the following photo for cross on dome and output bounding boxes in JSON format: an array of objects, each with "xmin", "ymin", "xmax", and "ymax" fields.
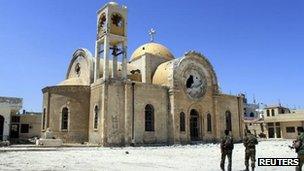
[{"xmin": 149, "ymin": 28, "xmax": 156, "ymax": 42}]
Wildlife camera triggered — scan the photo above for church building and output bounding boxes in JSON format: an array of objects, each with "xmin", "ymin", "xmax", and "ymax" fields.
[{"xmin": 42, "ymin": 2, "xmax": 244, "ymax": 146}]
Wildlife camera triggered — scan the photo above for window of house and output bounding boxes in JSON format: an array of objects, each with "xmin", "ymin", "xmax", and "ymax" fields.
[
  {"xmin": 207, "ymin": 113, "xmax": 212, "ymax": 132},
  {"xmin": 61, "ymin": 107, "xmax": 69, "ymax": 130},
  {"xmin": 286, "ymin": 127, "xmax": 295, "ymax": 133},
  {"xmin": 94, "ymin": 106, "xmax": 99, "ymax": 129},
  {"xmin": 180, "ymin": 112, "xmax": 185, "ymax": 132},
  {"xmin": 298, "ymin": 127, "xmax": 304, "ymax": 133},
  {"xmin": 271, "ymin": 109, "xmax": 275, "ymax": 116},
  {"xmin": 20, "ymin": 124, "xmax": 29, "ymax": 133},
  {"xmin": 266, "ymin": 110, "xmax": 270, "ymax": 116},
  {"xmin": 145, "ymin": 104, "xmax": 154, "ymax": 132},
  {"xmin": 11, "ymin": 116, "xmax": 20, "ymax": 123}
]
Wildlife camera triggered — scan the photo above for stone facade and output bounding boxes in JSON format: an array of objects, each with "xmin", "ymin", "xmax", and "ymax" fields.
[
  {"xmin": 42, "ymin": 86, "xmax": 90, "ymax": 143},
  {"xmin": 42, "ymin": 2, "xmax": 245, "ymax": 146}
]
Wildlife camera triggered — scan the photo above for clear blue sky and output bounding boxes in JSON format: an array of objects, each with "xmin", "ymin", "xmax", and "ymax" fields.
[{"xmin": 0, "ymin": 0, "xmax": 303, "ymax": 111}]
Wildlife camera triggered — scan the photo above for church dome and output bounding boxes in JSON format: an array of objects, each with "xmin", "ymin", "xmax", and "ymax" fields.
[
  {"xmin": 58, "ymin": 77, "xmax": 88, "ymax": 86},
  {"xmin": 130, "ymin": 42, "xmax": 174, "ymax": 62}
]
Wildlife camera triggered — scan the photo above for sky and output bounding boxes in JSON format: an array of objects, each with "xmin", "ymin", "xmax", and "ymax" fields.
[{"xmin": 0, "ymin": 0, "xmax": 303, "ymax": 112}]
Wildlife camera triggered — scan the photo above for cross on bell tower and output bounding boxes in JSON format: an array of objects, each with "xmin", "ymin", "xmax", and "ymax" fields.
[{"xmin": 94, "ymin": 1, "xmax": 128, "ymax": 81}]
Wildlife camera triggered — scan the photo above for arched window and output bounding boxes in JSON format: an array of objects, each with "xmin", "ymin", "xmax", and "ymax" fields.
[
  {"xmin": 42, "ymin": 108, "xmax": 46, "ymax": 130},
  {"xmin": 111, "ymin": 13, "xmax": 123, "ymax": 27},
  {"xmin": 266, "ymin": 110, "xmax": 270, "ymax": 116},
  {"xmin": 207, "ymin": 113, "xmax": 212, "ymax": 132},
  {"xmin": 94, "ymin": 106, "xmax": 99, "ymax": 129},
  {"xmin": 98, "ymin": 13, "xmax": 106, "ymax": 28},
  {"xmin": 271, "ymin": 109, "xmax": 275, "ymax": 116},
  {"xmin": 75, "ymin": 63, "xmax": 81, "ymax": 76},
  {"xmin": 250, "ymin": 112, "xmax": 254, "ymax": 117},
  {"xmin": 61, "ymin": 107, "xmax": 69, "ymax": 130},
  {"xmin": 225, "ymin": 111, "xmax": 232, "ymax": 131},
  {"xmin": 145, "ymin": 104, "xmax": 154, "ymax": 132},
  {"xmin": 180, "ymin": 112, "xmax": 185, "ymax": 132}
]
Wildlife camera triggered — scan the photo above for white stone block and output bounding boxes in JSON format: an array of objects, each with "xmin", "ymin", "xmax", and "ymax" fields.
[{"xmin": 36, "ymin": 139, "xmax": 63, "ymax": 147}]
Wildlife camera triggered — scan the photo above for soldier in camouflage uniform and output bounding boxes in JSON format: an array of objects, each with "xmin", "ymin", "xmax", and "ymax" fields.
[
  {"xmin": 295, "ymin": 127, "xmax": 304, "ymax": 171},
  {"xmin": 220, "ymin": 129, "xmax": 234, "ymax": 171},
  {"xmin": 243, "ymin": 130, "xmax": 258, "ymax": 171}
]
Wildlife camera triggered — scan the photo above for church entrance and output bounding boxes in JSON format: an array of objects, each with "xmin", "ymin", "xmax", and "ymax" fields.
[
  {"xmin": 190, "ymin": 109, "xmax": 199, "ymax": 141},
  {"xmin": 0, "ymin": 115, "xmax": 4, "ymax": 141}
]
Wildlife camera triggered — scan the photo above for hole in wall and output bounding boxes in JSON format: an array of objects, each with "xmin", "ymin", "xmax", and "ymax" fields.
[{"xmin": 186, "ymin": 75, "xmax": 194, "ymax": 88}]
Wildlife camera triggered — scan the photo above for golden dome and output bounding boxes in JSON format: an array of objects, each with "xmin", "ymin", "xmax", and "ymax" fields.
[
  {"xmin": 152, "ymin": 60, "xmax": 174, "ymax": 86},
  {"xmin": 130, "ymin": 42, "xmax": 174, "ymax": 61}
]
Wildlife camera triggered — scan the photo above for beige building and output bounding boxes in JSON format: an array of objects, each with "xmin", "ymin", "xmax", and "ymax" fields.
[
  {"xmin": 0, "ymin": 96, "xmax": 41, "ymax": 141},
  {"xmin": 10, "ymin": 112, "xmax": 42, "ymax": 141},
  {"xmin": 263, "ymin": 106, "xmax": 304, "ymax": 139},
  {"xmin": 42, "ymin": 2, "xmax": 245, "ymax": 146},
  {"xmin": 0, "ymin": 96, "xmax": 22, "ymax": 140}
]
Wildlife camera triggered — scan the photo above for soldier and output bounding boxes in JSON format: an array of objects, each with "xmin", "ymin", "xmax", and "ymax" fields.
[
  {"xmin": 220, "ymin": 129, "xmax": 234, "ymax": 171},
  {"xmin": 295, "ymin": 127, "xmax": 304, "ymax": 171},
  {"xmin": 243, "ymin": 130, "xmax": 258, "ymax": 171}
]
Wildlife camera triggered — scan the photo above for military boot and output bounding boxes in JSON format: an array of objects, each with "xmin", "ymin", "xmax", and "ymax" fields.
[
  {"xmin": 251, "ymin": 167, "xmax": 255, "ymax": 171},
  {"xmin": 244, "ymin": 166, "xmax": 249, "ymax": 171}
]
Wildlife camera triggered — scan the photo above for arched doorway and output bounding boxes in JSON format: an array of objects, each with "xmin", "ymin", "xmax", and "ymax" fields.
[
  {"xmin": 190, "ymin": 109, "xmax": 199, "ymax": 141},
  {"xmin": 0, "ymin": 115, "xmax": 4, "ymax": 141}
]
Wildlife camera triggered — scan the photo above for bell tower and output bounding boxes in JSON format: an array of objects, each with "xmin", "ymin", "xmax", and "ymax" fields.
[{"xmin": 94, "ymin": 2, "xmax": 128, "ymax": 81}]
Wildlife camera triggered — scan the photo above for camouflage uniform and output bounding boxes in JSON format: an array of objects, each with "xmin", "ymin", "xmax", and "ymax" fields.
[
  {"xmin": 296, "ymin": 132, "xmax": 304, "ymax": 171},
  {"xmin": 243, "ymin": 132, "xmax": 258, "ymax": 171},
  {"xmin": 220, "ymin": 135, "xmax": 234, "ymax": 171}
]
